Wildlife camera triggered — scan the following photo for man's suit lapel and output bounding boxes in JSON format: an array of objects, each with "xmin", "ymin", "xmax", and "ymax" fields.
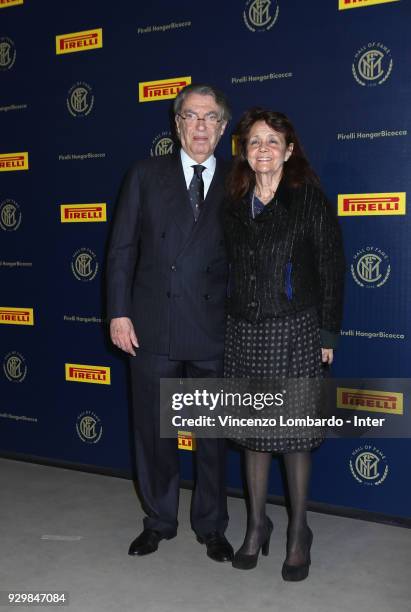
[{"xmin": 159, "ymin": 153, "xmax": 195, "ymax": 240}]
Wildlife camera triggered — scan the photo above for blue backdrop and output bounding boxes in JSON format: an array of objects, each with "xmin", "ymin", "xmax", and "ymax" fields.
[{"xmin": 1, "ymin": 0, "xmax": 410, "ymax": 521}]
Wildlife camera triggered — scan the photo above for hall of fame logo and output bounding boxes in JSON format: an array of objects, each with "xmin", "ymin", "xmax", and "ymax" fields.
[
  {"xmin": 351, "ymin": 246, "xmax": 390, "ymax": 288},
  {"xmin": 71, "ymin": 248, "xmax": 98, "ymax": 281},
  {"xmin": 352, "ymin": 42, "xmax": 393, "ymax": 86},
  {"xmin": 0, "ymin": 37, "xmax": 16, "ymax": 70},
  {"xmin": 0, "ymin": 199, "xmax": 22, "ymax": 231},
  {"xmin": 67, "ymin": 82, "xmax": 94, "ymax": 117},
  {"xmin": 349, "ymin": 445, "xmax": 388, "ymax": 486},
  {"xmin": 243, "ymin": 0, "xmax": 279, "ymax": 32},
  {"xmin": 3, "ymin": 351, "xmax": 27, "ymax": 382},
  {"xmin": 150, "ymin": 131, "xmax": 174, "ymax": 157},
  {"xmin": 76, "ymin": 410, "xmax": 102, "ymax": 444}
]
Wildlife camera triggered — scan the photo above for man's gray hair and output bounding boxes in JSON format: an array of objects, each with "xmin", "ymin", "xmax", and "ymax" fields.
[{"xmin": 173, "ymin": 83, "xmax": 231, "ymax": 122}]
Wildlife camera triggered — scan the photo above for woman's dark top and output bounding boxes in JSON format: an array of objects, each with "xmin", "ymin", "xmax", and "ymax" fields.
[{"xmin": 224, "ymin": 180, "xmax": 345, "ymax": 348}]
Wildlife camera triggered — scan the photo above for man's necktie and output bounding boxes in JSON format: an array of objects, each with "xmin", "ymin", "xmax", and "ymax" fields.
[{"xmin": 188, "ymin": 164, "xmax": 205, "ymax": 221}]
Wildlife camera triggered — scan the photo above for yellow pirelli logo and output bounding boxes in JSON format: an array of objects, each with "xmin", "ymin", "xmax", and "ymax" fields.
[
  {"xmin": 139, "ymin": 76, "xmax": 191, "ymax": 102},
  {"xmin": 0, "ymin": 152, "xmax": 29, "ymax": 172},
  {"xmin": 60, "ymin": 203, "xmax": 107, "ymax": 223},
  {"xmin": 337, "ymin": 388, "xmax": 403, "ymax": 415},
  {"xmin": 0, "ymin": 306, "xmax": 34, "ymax": 325},
  {"xmin": 339, "ymin": 0, "xmax": 399, "ymax": 9},
  {"xmin": 177, "ymin": 431, "xmax": 196, "ymax": 451},
  {"xmin": 232, "ymin": 135, "xmax": 240, "ymax": 156},
  {"xmin": 56, "ymin": 28, "xmax": 103, "ymax": 55},
  {"xmin": 338, "ymin": 192, "xmax": 406, "ymax": 216},
  {"xmin": 0, "ymin": 0, "xmax": 24, "ymax": 8},
  {"xmin": 65, "ymin": 363, "xmax": 111, "ymax": 385}
]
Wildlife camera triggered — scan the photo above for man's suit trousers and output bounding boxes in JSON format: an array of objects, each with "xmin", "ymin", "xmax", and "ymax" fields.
[{"xmin": 129, "ymin": 349, "xmax": 228, "ymax": 538}]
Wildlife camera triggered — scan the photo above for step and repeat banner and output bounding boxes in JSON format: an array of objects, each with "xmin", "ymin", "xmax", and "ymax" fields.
[{"xmin": 1, "ymin": 0, "xmax": 410, "ymax": 520}]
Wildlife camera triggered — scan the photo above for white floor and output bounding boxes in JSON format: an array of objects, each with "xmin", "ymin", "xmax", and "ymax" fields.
[{"xmin": 1, "ymin": 458, "xmax": 410, "ymax": 612}]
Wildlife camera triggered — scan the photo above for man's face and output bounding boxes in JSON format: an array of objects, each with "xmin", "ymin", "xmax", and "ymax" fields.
[{"xmin": 175, "ymin": 93, "xmax": 227, "ymax": 163}]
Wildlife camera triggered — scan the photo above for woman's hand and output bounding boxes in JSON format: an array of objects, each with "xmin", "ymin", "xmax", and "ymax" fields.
[{"xmin": 321, "ymin": 348, "xmax": 333, "ymax": 365}]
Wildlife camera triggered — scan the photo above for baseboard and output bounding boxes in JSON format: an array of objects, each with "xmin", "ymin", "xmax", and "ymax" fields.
[{"xmin": 1, "ymin": 451, "xmax": 409, "ymax": 528}]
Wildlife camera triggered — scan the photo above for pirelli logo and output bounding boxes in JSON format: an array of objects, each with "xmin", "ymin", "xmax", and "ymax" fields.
[
  {"xmin": 56, "ymin": 28, "xmax": 103, "ymax": 55},
  {"xmin": 0, "ymin": 152, "xmax": 29, "ymax": 172},
  {"xmin": 139, "ymin": 76, "xmax": 191, "ymax": 102},
  {"xmin": 232, "ymin": 135, "xmax": 240, "ymax": 156},
  {"xmin": 338, "ymin": 193, "xmax": 406, "ymax": 216},
  {"xmin": 60, "ymin": 203, "xmax": 107, "ymax": 223},
  {"xmin": 337, "ymin": 388, "xmax": 403, "ymax": 415},
  {"xmin": 0, "ymin": 306, "xmax": 34, "ymax": 325},
  {"xmin": 177, "ymin": 431, "xmax": 196, "ymax": 451},
  {"xmin": 65, "ymin": 363, "xmax": 111, "ymax": 385},
  {"xmin": 0, "ymin": 0, "xmax": 24, "ymax": 8},
  {"xmin": 339, "ymin": 0, "xmax": 399, "ymax": 9}
]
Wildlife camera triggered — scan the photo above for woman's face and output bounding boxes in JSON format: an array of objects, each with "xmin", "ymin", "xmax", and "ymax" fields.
[{"xmin": 246, "ymin": 120, "xmax": 293, "ymax": 178}]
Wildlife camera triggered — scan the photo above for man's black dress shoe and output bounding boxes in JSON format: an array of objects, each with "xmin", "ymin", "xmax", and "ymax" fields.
[
  {"xmin": 197, "ymin": 531, "xmax": 234, "ymax": 562},
  {"xmin": 128, "ymin": 529, "xmax": 175, "ymax": 556}
]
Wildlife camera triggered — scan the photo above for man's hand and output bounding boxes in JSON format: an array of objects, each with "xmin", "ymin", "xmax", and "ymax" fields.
[
  {"xmin": 321, "ymin": 348, "xmax": 333, "ymax": 365},
  {"xmin": 110, "ymin": 317, "xmax": 139, "ymax": 356}
]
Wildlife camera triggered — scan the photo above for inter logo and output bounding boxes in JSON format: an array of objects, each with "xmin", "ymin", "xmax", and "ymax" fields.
[
  {"xmin": 67, "ymin": 82, "xmax": 94, "ymax": 117},
  {"xmin": 352, "ymin": 42, "xmax": 393, "ymax": 87},
  {"xmin": 243, "ymin": 0, "xmax": 279, "ymax": 32},
  {"xmin": 3, "ymin": 351, "xmax": 27, "ymax": 383},
  {"xmin": 0, "ymin": 37, "xmax": 16, "ymax": 70},
  {"xmin": 76, "ymin": 411, "xmax": 103, "ymax": 443},
  {"xmin": 71, "ymin": 248, "xmax": 99, "ymax": 281},
  {"xmin": 139, "ymin": 77, "xmax": 191, "ymax": 102},
  {"xmin": 150, "ymin": 132, "xmax": 174, "ymax": 157},
  {"xmin": 349, "ymin": 445, "xmax": 388, "ymax": 486},
  {"xmin": 351, "ymin": 246, "xmax": 390, "ymax": 288},
  {"xmin": 0, "ymin": 199, "xmax": 22, "ymax": 231},
  {"xmin": 56, "ymin": 28, "xmax": 103, "ymax": 55}
]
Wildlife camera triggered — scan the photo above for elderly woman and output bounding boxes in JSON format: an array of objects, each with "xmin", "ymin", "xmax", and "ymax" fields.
[{"xmin": 224, "ymin": 109, "xmax": 345, "ymax": 579}]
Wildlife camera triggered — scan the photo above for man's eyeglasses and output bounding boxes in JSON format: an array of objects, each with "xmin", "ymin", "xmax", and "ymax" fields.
[{"xmin": 177, "ymin": 111, "xmax": 223, "ymax": 126}]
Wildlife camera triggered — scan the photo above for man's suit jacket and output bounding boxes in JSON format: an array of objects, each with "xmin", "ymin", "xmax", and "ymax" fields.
[{"xmin": 107, "ymin": 153, "xmax": 229, "ymax": 361}]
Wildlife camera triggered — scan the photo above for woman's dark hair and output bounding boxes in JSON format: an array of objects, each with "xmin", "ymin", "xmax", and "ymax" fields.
[{"xmin": 227, "ymin": 108, "xmax": 319, "ymax": 201}]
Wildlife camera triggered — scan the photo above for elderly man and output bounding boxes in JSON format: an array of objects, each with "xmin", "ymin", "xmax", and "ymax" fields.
[{"xmin": 107, "ymin": 84, "xmax": 233, "ymax": 562}]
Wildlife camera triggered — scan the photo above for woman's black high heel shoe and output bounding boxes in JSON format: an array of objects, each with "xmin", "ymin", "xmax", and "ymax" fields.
[
  {"xmin": 281, "ymin": 526, "xmax": 313, "ymax": 581},
  {"xmin": 232, "ymin": 516, "xmax": 273, "ymax": 570}
]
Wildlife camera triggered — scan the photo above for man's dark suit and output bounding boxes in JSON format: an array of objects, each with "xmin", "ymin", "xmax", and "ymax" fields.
[{"xmin": 107, "ymin": 152, "xmax": 229, "ymax": 538}]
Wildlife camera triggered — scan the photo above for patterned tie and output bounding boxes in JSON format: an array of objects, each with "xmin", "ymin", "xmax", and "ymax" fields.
[{"xmin": 188, "ymin": 164, "xmax": 205, "ymax": 221}]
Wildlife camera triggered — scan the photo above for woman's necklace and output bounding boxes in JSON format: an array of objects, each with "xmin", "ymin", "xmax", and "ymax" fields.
[
  {"xmin": 251, "ymin": 190, "xmax": 270, "ymax": 218},
  {"xmin": 252, "ymin": 187, "xmax": 275, "ymax": 216},
  {"xmin": 251, "ymin": 191, "xmax": 256, "ymax": 218},
  {"xmin": 255, "ymin": 185, "xmax": 276, "ymax": 203}
]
